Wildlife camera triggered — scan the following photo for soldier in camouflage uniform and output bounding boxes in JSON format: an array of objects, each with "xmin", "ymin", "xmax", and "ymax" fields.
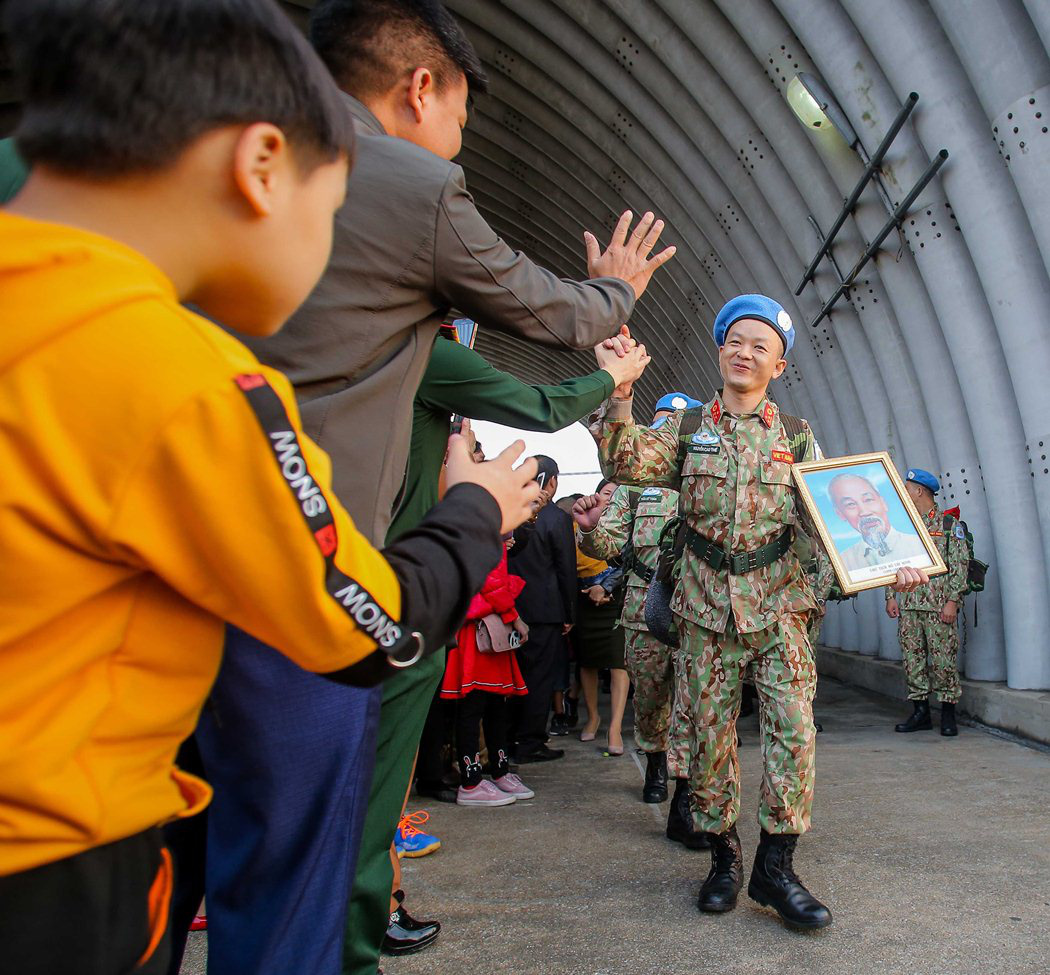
[
  {"xmin": 886, "ymin": 468, "xmax": 968, "ymax": 737},
  {"xmin": 590, "ymin": 294, "xmax": 927, "ymax": 930},
  {"xmin": 575, "ymin": 393, "xmax": 711, "ymax": 850}
]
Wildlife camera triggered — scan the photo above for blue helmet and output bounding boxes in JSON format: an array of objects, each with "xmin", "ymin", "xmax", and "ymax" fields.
[
  {"xmin": 712, "ymin": 294, "xmax": 795, "ymax": 356},
  {"xmin": 906, "ymin": 468, "xmax": 940, "ymax": 494},
  {"xmin": 654, "ymin": 392, "xmax": 702, "ymax": 414}
]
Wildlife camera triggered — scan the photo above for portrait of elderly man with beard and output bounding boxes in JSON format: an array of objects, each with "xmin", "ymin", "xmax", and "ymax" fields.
[{"xmin": 829, "ymin": 473, "xmax": 929, "ymax": 580}]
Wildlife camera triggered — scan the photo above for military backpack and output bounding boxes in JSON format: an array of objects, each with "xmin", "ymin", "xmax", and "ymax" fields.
[{"xmin": 942, "ymin": 512, "xmax": 987, "ymax": 596}]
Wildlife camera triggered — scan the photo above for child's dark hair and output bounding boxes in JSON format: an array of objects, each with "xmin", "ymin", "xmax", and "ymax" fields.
[
  {"xmin": 310, "ymin": 0, "xmax": 488, "ymax": 100},
  {"xmin": 533, "ymin": 455, "xmax": 559, "ymax": 486},
  {"xmin": 4, "ymin": 0, "xmax": 355, "ymax": 177}
]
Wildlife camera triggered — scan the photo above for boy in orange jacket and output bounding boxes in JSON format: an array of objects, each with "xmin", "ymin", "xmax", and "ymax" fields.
[{"xmin": 0, "ymin": 2, "xmax": 538, "ymax": 971}]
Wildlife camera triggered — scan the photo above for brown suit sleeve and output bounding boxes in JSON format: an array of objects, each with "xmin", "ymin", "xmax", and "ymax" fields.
[{"xmin": 432, "ymin": 167, "xmax": 635, "ymax": 349}]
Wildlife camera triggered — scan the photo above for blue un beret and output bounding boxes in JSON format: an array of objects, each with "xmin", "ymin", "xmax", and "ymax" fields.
[
  {"xmin": 906, "ymin": 468, "xmax": 940, "ymax": 494},
  {"xmin": 654, "ymin": 392, "xmax": 702, "ymax": 414},
  {"xmin": 712, "ymin": 294, "xmax": 795, "ymax": 356}
]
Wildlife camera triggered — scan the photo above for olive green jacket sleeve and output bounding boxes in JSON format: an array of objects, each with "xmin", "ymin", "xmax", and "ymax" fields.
[{"xmin": 416, "ymin": 337, "xmax": 614, "ymax": 431}]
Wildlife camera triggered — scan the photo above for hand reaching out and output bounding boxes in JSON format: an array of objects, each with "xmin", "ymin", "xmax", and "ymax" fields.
[
  {"xmin": 584, "ymin": 210, "xmax": 676, "ymax": 300},
  {"xmin": 444, "ymin": 435, "xmax": 540, "ymax": 533}
]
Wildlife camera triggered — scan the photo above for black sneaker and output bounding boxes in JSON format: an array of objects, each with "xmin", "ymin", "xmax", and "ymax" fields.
[
  {"xmin": 549, "ymin": 714, "xmax": 570, "ymax": 737},
  {"xmin": 515, "ymin": 744, "xmax": 565, "ymax": 764},
  {"xmin": 382, "ymin": 903, "xmax": 440, "ymax": 955},
  {"xmin": 414, "ymin": 780, "xmax": 458, "ymax": 803}
]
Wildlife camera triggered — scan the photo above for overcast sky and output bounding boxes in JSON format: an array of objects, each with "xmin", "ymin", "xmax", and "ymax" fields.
[{"xmin": 470, "ymin": 419, "xmax": 603, "ymax": 500}]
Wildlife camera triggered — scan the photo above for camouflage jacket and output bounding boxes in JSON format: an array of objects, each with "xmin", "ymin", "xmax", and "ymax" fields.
[
  {"xmin": 896, "ymin": 505, "xmax": 969, "ymax": 612},
  {"xmin": 594, "ymin": 393, "xmax": 822, "ymax": 634},
  {"xmin": 580, "ymin": 484, "xmax": 679, "ymax": 631}
]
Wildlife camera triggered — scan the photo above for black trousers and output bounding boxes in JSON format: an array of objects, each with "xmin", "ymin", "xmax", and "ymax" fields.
[
  {"xmin": 511, "ymin": 622, "xmax": 563, "ymax": 755},
  {"xmin": 0, "ymin": 828, "xmax": 172, "ymax": 975},
  {"xmin": 455, "ymin": 690, "xmax": 510, "ymax": 778},
  {"xmin": 162, "ymin": 737, "xmax": 207, "ymax": 975},
  {"xmin": 415, "ymin": 686, "xmax": 455, "ymax": 788}
]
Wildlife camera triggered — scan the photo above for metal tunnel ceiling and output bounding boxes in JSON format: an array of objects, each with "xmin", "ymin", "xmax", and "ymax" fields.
[
  {"xmin": 9, "ymin": 1, "xmax": 1050, "ymax": 693},
  {"xmin": 443, "ymin": 0, "xmax": 1050, "ymax": 695}
]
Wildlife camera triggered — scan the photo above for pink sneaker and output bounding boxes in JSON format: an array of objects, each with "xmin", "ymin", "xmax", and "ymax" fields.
[
  {"xmin": 456, "ymin": 779, "xmax": 516, "ymax": 806},
  {"xmin": 493, "ymin": 772, "xmax": 535, "ymax": 800}
]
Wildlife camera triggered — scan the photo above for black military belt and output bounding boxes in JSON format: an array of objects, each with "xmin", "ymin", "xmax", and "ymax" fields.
[
  {"xmin": 683, "ymin": 526, "xmax": 793, "ymax": 575},
  {"xmin": 630, "ymin": 559, "xmax": 655, "ymax": 584}
]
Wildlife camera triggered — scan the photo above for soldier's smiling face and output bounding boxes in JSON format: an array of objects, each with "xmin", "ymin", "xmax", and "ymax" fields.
[{"xmin": 718, "ymin": 319, "xmax": 787, "ymax": 395}]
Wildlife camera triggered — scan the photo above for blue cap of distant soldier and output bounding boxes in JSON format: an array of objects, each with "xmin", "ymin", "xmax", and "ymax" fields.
[
  {"xmin": 906, "ymin": 468, "xmax": 940, "ymax": 494},
  {"xmin": 713, "ymin": 294, "xmax": 795, "ymax": 355},
  {"xmin": 654, "ymin": 392, "xmax": 702, "ymax": 414}
]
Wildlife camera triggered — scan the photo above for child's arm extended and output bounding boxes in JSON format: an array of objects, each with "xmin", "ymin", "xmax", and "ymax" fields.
[{"xmin": 109, "ymin": 372, "xmax": 506, "ymax": 683}]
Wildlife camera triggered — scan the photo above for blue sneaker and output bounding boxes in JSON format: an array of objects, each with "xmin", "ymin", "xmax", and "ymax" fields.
[{"xmin": 395, "ymin": 811, "xmax": 441, "ymax": 859}]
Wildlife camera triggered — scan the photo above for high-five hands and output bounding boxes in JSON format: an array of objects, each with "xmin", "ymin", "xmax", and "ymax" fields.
[
  {"xmin": 596, "ymin": 325, "xmax": 650, "ymax": 391},
  {"xmin": 584, "ymin": 210, "xmax": 676, "ymax": 299},
  {"xmin": 445, "ymin": 436, "xmax": 541, "ymax": 533},
  {"xmin": 595, "ymin": 324, "xmax": 647, "ymax": 399}
]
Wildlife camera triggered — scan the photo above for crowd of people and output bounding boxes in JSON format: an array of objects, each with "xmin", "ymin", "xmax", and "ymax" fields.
[{"xmin": 0, "ymin": 1, "xmax": 959, "ymax": 973}]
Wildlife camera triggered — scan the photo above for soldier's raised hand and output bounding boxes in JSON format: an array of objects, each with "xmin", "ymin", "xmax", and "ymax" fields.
[
  {"xmin": 572, "ymin": 493, "xmax": 606, "ymax": 532},
  {"xmin": 596, "ymin": 331, "xmax": 650, "ymax": 393},
  {"xmin": 584, "ymin": 210, "xmax": 676, "ymax": 299}
]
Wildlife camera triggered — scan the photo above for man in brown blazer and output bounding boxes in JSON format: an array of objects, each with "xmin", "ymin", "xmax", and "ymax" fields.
[
  {"xmin": 177, "ymin": 4, "xmax": 677, "ymax": 973},
  {"xmin": 249, "ymin": 0, "xmax": 677, "ymax": 547}
]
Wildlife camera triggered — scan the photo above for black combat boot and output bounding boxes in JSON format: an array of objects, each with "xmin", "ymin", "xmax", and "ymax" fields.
[
  {"xmin": 696, "ymin": 826, "xmax": 743, "ymax": 913},
  {"xmin": 642, "ymin": 751, "xmax": 668, "ymax": 803},
  {"xmin": 748, "ymin": 831, "xmax": 832, "ymax": 930},
  {"xmin": 940, "ymin": 701, "xmax": 959, "ymax": 737},
  {"xmin": 894, "ymin": 699, "xmax": 932, "ymax": 732},
  {"xmin": 665, "ymin": 778, "xmax": 711, "ymax": 849}
]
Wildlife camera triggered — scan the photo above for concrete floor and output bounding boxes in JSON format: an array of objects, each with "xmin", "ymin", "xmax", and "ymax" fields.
[{"xmin": 181, "ymin": 677, "xmax": 1050, "ymax": 975}]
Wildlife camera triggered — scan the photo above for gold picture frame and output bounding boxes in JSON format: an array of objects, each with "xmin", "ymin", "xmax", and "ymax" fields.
[{"xmin": 791, "ymin": 451, "xmax": 947, "ymax": 596}]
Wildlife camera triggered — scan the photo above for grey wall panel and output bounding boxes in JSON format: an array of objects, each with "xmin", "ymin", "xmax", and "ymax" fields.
[
  {"xmin": 769, "ymin": 0, "xmax": 1007, "ymax": 676},
  {"xmin": 930, "ymin": 0, "xmax": 1050, "ymax": 277},
  {"xmin": 1022, "ymin": 0, "xmax": 1050, "ymax": 57},
  {"xmin": 840, "ymin": 0, "xmax": 1050, "ymax": 688}
]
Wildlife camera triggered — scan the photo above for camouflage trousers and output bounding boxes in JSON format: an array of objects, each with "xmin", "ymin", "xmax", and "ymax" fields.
[
  {"xmin": 624, "ymin": 628, "xmax": 690, "ymax": 777},
  {"xmin": 679, "ymin": 613, "xmax": 817, "ymax": 836},
  {"xmin": 807, "ymin": 610, "xmax": 824, "ymax": 649},
  {"xmin": 898, "ymin": 610, "xmax": 961, "ymax": 704}
]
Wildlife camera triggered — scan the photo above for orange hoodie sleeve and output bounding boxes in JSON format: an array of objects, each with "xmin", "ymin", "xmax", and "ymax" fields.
[{"xmin": 107, "ymin": 370, "xmax": 491, "ymax": 676}]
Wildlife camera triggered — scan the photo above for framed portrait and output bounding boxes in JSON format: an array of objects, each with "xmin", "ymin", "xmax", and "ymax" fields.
[{"xmin": 791, "ymin": 452, "xmax": 946, "ymax": 595}]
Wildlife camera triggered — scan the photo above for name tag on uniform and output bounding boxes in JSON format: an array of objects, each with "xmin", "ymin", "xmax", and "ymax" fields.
[
  {"xmin": 771, "ymin": 450, "xmax": 794, "ymax": 464},
  {"xmin": 688, "ymin": 431, "xmax": 720, "ymax": 454}
]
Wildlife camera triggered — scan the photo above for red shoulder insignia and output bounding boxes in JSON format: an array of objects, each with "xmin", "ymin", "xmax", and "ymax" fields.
[
  {"xmin": 761, "ymin": 402, "xmax": 776, "ymax": 428},
  {"xmin": 710, "ymin": 399, "xmax": 722, "ymax": 423}
]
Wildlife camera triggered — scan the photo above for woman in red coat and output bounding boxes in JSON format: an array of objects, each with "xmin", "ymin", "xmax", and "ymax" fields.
[{"xmin": 442, "ymin": 542, "xmax": 535, "ymax": 806}]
